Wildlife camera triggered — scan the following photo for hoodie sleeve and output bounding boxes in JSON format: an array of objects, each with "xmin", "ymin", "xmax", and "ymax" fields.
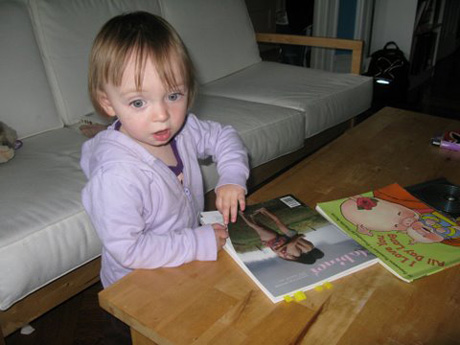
[
  {"xmin": 185, "ymin": 113, "xmax": 250, "ymax": 192},
  {"xmin": 82, "ymin": 166, "xmax": 217, "ymax": 270}
]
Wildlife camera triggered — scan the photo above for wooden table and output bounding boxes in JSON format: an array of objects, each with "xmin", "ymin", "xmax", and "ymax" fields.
[{"xmin": 99, "ymin": 107, "xmax": 460, "ymax": 345}]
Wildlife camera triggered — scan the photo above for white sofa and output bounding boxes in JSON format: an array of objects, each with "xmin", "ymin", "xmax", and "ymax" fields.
[{"xmin": 0, "ymin": 0, "xmax": 372, "ymax": 338}]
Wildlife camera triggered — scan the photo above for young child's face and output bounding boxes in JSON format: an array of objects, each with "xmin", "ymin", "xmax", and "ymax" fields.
[{"xmin": 99, "ymin": 54, "xmax": 188, "ymax": 149}]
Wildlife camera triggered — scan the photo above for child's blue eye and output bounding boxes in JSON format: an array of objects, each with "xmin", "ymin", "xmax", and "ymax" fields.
[
  {"xmin": 168, "ymin": 93, "xmax": 182, "ymax": 102},
  {"xmin": 130, "ymin": 99, "xmax": 145, "ymax": 108}
]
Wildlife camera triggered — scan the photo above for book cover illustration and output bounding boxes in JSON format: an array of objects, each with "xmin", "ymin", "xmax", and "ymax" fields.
[
  {"xmin": 316, "ymin": 183, "xmax": 460, "ymax": 282},
  {"xmin": 201, "ymin": 195, "xmax": 377, "ymax": 303}
]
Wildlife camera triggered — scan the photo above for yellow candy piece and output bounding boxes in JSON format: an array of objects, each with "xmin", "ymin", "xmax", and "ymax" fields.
[
  {"xmin": 284, "ymin": 295, "xmax": 294, "ymax": 303},
  {"xmin": 294, "ymin": 291, "xmax": 306, "ymax": 301},
  {"xmin": 324, "ymin": 282, "xmax": 333, "ymax": 289}
]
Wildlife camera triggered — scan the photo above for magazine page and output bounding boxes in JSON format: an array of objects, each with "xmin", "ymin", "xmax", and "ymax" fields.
[
  {"xmin": 316, "ymin": 183, "xmax": 460, "ymax": 282},
  {"xmin": 202, "ymin": 195, "xmax": 377, "ymax": 302}
]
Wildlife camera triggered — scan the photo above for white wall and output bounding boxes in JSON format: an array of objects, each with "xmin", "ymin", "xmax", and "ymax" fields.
[{"xmin": 370, "ymin": 0, "xmax": 418, "ymax": 59}]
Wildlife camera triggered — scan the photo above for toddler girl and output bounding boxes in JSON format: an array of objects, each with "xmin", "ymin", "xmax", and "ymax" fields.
[{"xmin": 80, "ymin": 11, "xmax": 249, "ymax": 290}]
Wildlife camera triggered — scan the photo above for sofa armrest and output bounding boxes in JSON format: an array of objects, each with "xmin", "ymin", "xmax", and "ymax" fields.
[{"xmin": 255, "ymin": 33, "xmax": 363, "ymax": 75}]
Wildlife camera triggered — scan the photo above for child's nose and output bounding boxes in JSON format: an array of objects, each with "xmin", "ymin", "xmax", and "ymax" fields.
[{"xmin": 152, "ymin": 102, "xmax": 169, "ymax": 122}]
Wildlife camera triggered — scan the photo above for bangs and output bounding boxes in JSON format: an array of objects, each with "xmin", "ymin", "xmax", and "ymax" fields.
[
  {"xmin": 131, "ymin": 43, "xmax": 187, "ymax": 93},
  {"xmin": 98, "ymin": 30, "xmax": 194, "ymax": 98},
  {"xmin": 89, "ymin": 11, "xmax": 196, "ymax": 116}
]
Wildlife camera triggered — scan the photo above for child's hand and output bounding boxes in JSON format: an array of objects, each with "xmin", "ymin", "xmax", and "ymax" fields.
[
  {"xmin": 215, "ymin": 185, "xmax": 246, "ymax": 224},
  {"xmin": 213, "ymin": 223, "xmax": 228, "ymax": 251}
]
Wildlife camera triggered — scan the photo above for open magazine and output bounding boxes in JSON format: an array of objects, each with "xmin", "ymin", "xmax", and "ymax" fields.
[
  {"xmin": 201, "ymin": 195, "xmax": 377, "ymax": 303},
  {"xmin": 316, "ymin": 183, "xmax": 460, "ymax": 282}
]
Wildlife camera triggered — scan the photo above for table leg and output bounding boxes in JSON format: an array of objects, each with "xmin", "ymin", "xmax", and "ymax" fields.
[
  {"xmin": 131, "ymin": 328, "xmax": 159, "ymax": 345},
  {"xmin": 0, "ymin": 326, "xmax": 5, "ymax": 345}
]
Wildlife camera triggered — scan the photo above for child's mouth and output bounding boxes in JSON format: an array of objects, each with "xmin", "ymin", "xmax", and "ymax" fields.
[{"xmin": 152, "ymin": 129, "xmax": 171, "ymax": 142}]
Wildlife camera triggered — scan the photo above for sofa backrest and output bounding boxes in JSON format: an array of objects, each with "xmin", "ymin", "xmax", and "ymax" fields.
[
  {"xmin": 160, "ymin": 0, "xmax": 261, "ymax": 84},
  {"xmin": 0, "ymin": 1, "xmax": 63, "ymax": 139},
  {"xmin": 28, "ymin": 0, "xmax": 163, "ymax": 125},
  {"xmin": 15, "ymin": 0, "xmax": 261, "ymax": 126}
]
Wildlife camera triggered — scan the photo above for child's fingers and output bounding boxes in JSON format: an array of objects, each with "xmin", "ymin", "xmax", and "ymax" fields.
[
  {"xmin": 212, "ymin": 223, "xmax": 227, "ymax": 231},
  {"xmin": 230, "ymin": 202, "xmax": 238, "ymax": 223},
  {"xmin": 215, "ymin": 197, "xmax": 227, "ymax": 224},
  {"xmin": 215, "ymin": 185, "xmax": 246, "ymax": 224},
  {"xmin": 217, "ymin": 197, "xmax": 233, "ymax": 225},
  {"xmin": 238, "ymin": 194, "xmax": 246, "ymax": 212},
  {"xmin": 213, "ymin": 226, "xmax": 229, "ymax": 250},
  {"xmin": 229, "ymin": 192, "xmax": 246, "ymax": 223},
  {"xmin": 222, "ymin": 205, "xmax": 230, "ymax": 225},
  {"xmin": 229, "ymin": 196, "xmax": 244, "ymax": 223}
]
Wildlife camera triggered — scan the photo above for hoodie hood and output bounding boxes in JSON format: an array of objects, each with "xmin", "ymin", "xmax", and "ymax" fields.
[{"xmin": 80, "ymin": 125, "xmax": 159, "ymax": 179}]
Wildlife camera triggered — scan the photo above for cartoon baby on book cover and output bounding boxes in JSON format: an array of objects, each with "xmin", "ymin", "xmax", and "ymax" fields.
[
  {"xmin": 316, "ymin": 183, "xmax": 460, "ymax": 281},
  {"xmin": 340, "ymin": 183, "xmax": 460, "ymax": 246}
]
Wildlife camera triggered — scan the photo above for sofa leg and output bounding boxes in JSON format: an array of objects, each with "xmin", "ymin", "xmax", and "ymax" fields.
[{"xmin": 348, "ymin": 117, "xmax": 356, "ymax": 128}]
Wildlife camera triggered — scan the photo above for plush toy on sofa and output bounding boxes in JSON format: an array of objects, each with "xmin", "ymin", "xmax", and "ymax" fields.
[{"xmin": 0, "ymin": 121, "xmax": 21, "ymax": 163}]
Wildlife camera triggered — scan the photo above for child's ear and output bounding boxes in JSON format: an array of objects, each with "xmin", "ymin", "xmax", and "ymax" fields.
[{"xmin": 97, "ymin": 91, "xmax": 116, "ymax": 117}]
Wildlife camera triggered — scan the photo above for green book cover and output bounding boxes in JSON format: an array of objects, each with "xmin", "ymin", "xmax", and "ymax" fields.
[{"xmin": 315, "ymin": 183, "xmax": 460, "ymax": 282}]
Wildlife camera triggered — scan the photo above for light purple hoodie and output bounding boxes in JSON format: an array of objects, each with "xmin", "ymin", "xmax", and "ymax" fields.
[{"xmin": 80, "ymin": 113, "xmax": 249, "ymax": 287}]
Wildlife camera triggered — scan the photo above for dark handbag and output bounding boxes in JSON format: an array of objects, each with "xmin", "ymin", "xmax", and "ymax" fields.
[
  {"xmin": 367, "ymin": 42, "xmax": 409, "ymax": 83},
  {"xmin": 366, "ymin": 41, "xmax": 410, "ymax": 105}
]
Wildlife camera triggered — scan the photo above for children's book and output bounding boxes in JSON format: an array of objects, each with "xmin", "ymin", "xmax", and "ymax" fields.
[
  {"xmin": 201, "ymin": 195, "xmax": 378, "ymax": 303},
  {"xmin": 315, "ymin": 183, "xmax": 460, "ymax": 283}
]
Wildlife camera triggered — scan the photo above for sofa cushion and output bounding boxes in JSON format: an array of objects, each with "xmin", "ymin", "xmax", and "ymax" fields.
[
  {"xmin": 0, "ymin": 1, "xmax": 62, "ymax": 139},
  {"xmin": 201, "ymin": 61, "xmax": 373, "ymax": 138},
  {"xmin": 191, "ymin": 94, "xmax": 305, "ymax": 192},
  {"xmin": 29, "ymin": 0, "xmax": 162, "ymax": 125},
  {"xmin": 0, "ymin": 128, "xmax": 101, "ymax": 310},
  {"xmin": 160, "ymin": 0, "xmax": 261, "ymax": 84}
]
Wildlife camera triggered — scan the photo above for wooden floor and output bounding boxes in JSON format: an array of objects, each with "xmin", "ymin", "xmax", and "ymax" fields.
[
  {"xmin": 5, "ymin": 283, "xmax": 106, "ymax": 345},
  {"xmin": 5, "ymin": 48, "xmax": 460, "ymax": 345}
]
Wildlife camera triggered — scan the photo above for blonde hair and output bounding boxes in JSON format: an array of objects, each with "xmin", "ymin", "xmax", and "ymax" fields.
[{"xmin": 88, "ymin": 11, "xmax": 196, "ymax": 117}]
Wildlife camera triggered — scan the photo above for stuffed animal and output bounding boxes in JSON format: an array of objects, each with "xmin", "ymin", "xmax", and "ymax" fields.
[{"xmin": 0, "ymin": 121, "xmax": 21, "ymax": 163}]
